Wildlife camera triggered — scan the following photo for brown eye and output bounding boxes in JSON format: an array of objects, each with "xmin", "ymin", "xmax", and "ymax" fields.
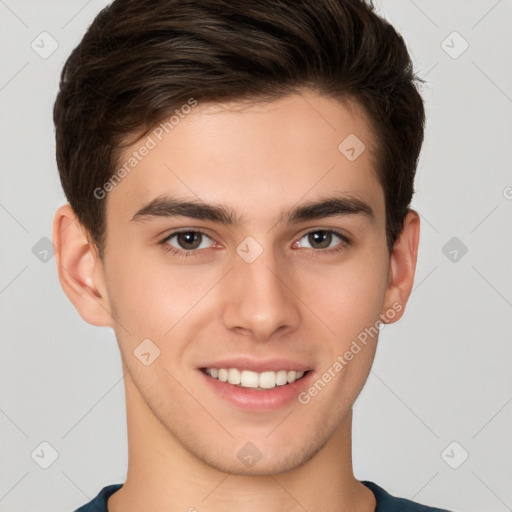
[
  {"xmin": 307, "ymin": 231, "xmax": 333, "ymax": 249},
  {"xmin": 296, "ymin": 230, "xmax": 349, "ymax": 251},
  {"xmin": 164, "ymin": 231, "xmax": 214, "ymax": 251},
  {"xmin": 176, "ymin": 231, "xmax": 203, "ymax": 250}
]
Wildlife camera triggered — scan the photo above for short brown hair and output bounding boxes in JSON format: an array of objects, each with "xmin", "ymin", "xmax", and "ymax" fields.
[{"xmin": 54, "ymin": 0, "xmax": 425, "ymax": 256}]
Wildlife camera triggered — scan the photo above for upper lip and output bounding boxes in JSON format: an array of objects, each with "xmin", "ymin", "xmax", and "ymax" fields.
[{"xmin": 199, "ymin": 357, "xmax": 312, "ymax": 373}]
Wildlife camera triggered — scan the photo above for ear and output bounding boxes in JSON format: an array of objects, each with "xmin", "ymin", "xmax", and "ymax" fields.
[
  {"xmin": 381, "ymin": 210, "xmax": 420, "ymax": 324},
  {"xmin": 52, "ymin": 204, "xmax": 113, "ymax": 327}
]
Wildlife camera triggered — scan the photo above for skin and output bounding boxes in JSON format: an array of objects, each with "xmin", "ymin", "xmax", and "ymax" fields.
[{"xmin": 53, "ymin": 90, "xmax": 420, "ymax": 512}]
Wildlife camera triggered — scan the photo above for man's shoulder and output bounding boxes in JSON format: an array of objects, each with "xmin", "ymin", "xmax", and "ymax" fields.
[
  {"xmin": 73, "ymin": 484, "xmax": 122, "ymax": 512},
  {"xmin": 362, "ymin": 480, "xmax": 453, "ymax": 511},
  {"xmin": 74, "ymin": 481, "xmax": 454, "ymax": 511}
]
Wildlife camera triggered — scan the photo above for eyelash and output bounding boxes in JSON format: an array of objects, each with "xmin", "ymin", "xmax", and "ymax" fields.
[{"xmin": 160, "ymin": 229, "xmax": 351, "ymax": 259}]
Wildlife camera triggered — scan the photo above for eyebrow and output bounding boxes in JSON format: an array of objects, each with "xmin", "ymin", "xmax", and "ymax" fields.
[{"xmin": 131, "ymin": 194, "xmax": 374, "ymax": 225}]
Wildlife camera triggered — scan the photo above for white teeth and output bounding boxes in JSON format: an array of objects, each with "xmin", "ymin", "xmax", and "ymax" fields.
[
  {"xmin": 275, "ymin": 370, "xmax": 288, "ymax": 386},
  {"xmin": 240, "ymin": 370, "xmax": 259, "ymax": 388},
  {"xmin": 227, "ymin": 368, "xmax": 241, "ymax": 385},
  {"xmin": 259, "ymin": 371, "xmax": 276, "ymax": 389},
  {"xmin": 204, "ymin": 367, "xmax": 307, "ymax": 389}
]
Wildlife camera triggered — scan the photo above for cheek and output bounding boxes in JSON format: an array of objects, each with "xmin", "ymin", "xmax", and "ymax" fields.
[
  {"xmin": 104, "ymin": 251, "xmax": 220, "ymax": 339},
  {"xmin": 297, "ymin": 251, "xmax": 389, "ymax": 344},
  {"xmin": 297, "ymin": 256, "xmax": 388, "ymax": 413}
]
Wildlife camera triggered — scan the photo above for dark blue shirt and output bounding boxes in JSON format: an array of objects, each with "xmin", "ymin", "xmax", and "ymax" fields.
[{"xmin": 74, "ymin": 481, "xmax": 452, "ymax": 511}]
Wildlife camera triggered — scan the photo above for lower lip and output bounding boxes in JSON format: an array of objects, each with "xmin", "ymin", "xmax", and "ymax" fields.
[{"xmin": 198, "ymin": 369, "xmax": 314, "ymax": 412}]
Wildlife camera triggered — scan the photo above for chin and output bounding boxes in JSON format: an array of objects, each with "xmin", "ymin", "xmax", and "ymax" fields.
[{"xmin": 187, "ymin": 427, "xmax": 330, "ymax": 477}]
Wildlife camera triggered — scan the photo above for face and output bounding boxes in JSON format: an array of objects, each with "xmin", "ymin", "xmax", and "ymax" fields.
[{"xmin": 98, "ymin": 91, "xmax": 396, "ymax": 475}]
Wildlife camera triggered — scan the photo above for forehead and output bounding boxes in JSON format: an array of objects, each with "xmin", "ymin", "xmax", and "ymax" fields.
[{"xmin": 106, "ymin": 90, "xmax": 384, "ymax": 226}]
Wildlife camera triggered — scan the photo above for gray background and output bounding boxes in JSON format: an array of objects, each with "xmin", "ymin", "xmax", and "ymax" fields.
[{"xmin": 1, "ymin": 0, "xmax": 511, "ymax": 511}]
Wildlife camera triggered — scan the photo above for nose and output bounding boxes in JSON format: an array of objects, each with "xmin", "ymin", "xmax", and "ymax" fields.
[{"xmin": 221, "ymin": 246, "xmax": 301, "ymax": 341}]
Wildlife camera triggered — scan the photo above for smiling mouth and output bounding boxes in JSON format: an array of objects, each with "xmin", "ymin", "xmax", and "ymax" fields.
[{"xmin": 201, "ymin": 367, "xmax": 310, "ymax": 390}]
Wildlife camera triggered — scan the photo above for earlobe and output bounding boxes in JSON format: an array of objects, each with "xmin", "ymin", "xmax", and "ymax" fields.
[
  {"xmin": 52, "ymin": 204, "xmax": 113, "ymax": 327},
  {"xmin": 381, "ymin": 210, "xmax": 420, "ymax": 324}
]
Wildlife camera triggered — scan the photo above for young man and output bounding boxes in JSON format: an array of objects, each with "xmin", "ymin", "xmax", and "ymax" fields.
[{"xmin": 52, "ymin": 0, "xmax": 452, "ymax": 510}]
